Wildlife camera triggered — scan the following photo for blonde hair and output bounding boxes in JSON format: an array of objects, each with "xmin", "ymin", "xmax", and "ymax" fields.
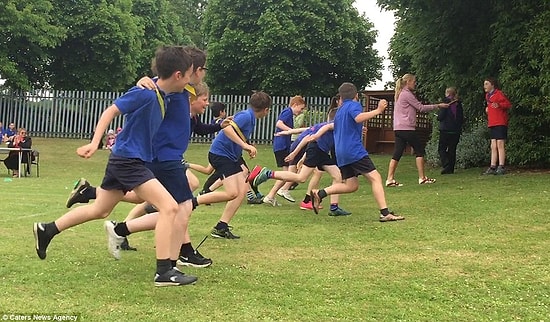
[
  {"xmin": 395, "ymin": 74, "xmax": 415, "ymax": 101},
  {"xmin": 445, "ymin": 87, "xmax": 458, "ymax": 99},
  {"xmin": 190, "ymin": 82, "xmax": 209, "ymax": 102},
  {"xmin": 289, "ymin": 95, "xmax": 306, "ymax": 107}
]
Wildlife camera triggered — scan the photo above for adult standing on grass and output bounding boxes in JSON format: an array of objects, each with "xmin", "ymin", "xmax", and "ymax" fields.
[
  {"xmin": 482, "ymin": 77, "xmax": 512, "ymax": 175},
  {"xmin": 438, "ymin": 87, "xmax": 463, "ymax": 174},
  {"xmin": 33, "ymin": 45, "xmax": 198, "ymax": 287},
  {"xmin": 385, "ymin": 74, "xmax": 449, "ymax": 187}
]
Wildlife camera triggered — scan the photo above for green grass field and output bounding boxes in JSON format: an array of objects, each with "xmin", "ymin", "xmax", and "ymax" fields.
[{"xmin": 1, "ymin": 138, "xmax": 549, "ymax": 321}]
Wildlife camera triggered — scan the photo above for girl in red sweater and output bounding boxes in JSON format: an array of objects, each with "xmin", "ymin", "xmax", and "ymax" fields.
[{"xmin": 483, "ymin": 78, "xmax": 512, "ymax": 175}]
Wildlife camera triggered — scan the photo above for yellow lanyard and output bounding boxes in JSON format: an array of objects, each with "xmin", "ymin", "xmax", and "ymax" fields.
[
  {"xmin": 154, "ymin": 87, "xmax": 165, "ymax": 118},
  {"xmin": 229, "ymin": 120, "xmax": 247, "ymax": 142}
]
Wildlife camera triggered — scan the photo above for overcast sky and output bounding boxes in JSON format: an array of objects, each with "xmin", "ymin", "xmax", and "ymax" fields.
[{"xmin": 353, "ymin": 0, "xmax": 395, "ymax": 89}]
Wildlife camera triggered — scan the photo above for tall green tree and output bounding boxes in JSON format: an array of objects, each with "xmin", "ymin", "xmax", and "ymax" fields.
[
  {"xmin": 131, "ymin": 0, "xmax": 195, "ymax": 79},
  {"xmin": 0, "ymin": 0, "xmax": 65, "ymax": 90},
  {"xmin": 203, "ymin": 0, "xmax": 382, "ymax": 96},
  {"xmin": 47, "ymin": 0, "xmax": 143, "ymax": 91},
  {"xmin": 379, "ymin": 0, "xmax": 550, "ymax": 166}
]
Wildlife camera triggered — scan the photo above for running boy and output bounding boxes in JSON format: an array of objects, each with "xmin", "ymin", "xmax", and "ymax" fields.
[
  {"xmin": 263, "ymin": 96, "xmax": 306, "ymax": 205},
  {"xmin": 310, "ymin": 82, "xmax": 404, "ymax": 222},
  {"xmin": 33, "ymin": 45, "xmax": 198, "ymax": 286},
  {"xmin": 193, "ymin": 91, "xmax": 272, "ymax": 238}
]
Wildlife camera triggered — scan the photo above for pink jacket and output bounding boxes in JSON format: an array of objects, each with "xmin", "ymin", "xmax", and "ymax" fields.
[{"xmin": 393, "ymin": 88, "xmax": 438, "ymax": 130}]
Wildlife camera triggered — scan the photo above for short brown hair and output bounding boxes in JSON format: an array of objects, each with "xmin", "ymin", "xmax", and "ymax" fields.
[
  {"xmin": 338, "ymin": 82, "xmax": 357, "ymax": 100},
  {"xmin": 151, "ymin": 45, "xmax": 193, "ymax": 79},
  {"xmin": 289, "ymin": 95, "xmax": 306, "ymax": 107},
  {"xmin": 250, "ymin": 91, "xmax": 271, "ymax": 111}
]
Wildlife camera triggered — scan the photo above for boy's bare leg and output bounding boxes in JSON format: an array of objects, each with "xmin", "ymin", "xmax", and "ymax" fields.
[
  {"xmin": 186, "ymin": 170, "xmax": 200, "ymax": 192},
  {"xmin": 132, "ymin": 179, "xmax": 179, "ymax": 261},
  {"xmin": 125, "ymin": 202, "xmax": 148, "ymax": 222},
  {"xmin": 34, "ymin": 188, "xmax": 124, "ymax": 260},
  {"xmin": 56, "ymin": 188, "xmax": 124, "ymax": 230},
  {"xmin": 496, "ymin": 139, "xmax": 506, "ymax": 166},
  {"xmin": 211, "ymin": 171, "xmax": 248, "ymax": 239}
]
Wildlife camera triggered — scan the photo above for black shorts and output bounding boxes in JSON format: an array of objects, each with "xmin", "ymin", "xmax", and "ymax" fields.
[
  {"xmin": 208, "ymin": 152, "xmax": 243, "ymax": 179},
  {"xmin": 289, "ymin": 148, "xmax": 306, "ymax": 166},
  {"xmin": 393, "ymin": 130, "xmax": 425, "ymax": 160},
  {"xmin": 147, "ymin": 160, "xmax": 193, "ymax": 203},
  {"xmin": 339, "ymin": 156, "xmax": 377, "ymax": 180},
  {"xmin": 101, "ymin": 154, "xmax": 156, "ymax": 193},
  {"xmin": 274, "ymin": 149, "xmax": 290, "ymax": 167},
  {"xmin": 489, "ymin": 125, "xmax": 508, "ymax": 140},
  {"xmin": 303, "ymin": 142, "xmax": 336, "ymax": 170}
]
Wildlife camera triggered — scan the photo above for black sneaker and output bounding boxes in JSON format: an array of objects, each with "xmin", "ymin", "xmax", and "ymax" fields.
[
  {"xmin": 177, "ymin": 251, "xmax": 213, "ymax": 268},
  {"xmin": 66, "ymin": 178, "xmax": 91, "ymax": 208},
  {"xmin": 33, "ymin": 222, "xmax": 53, "ymax": 260},
  {"xmin": 144, "ymin": 203, "xmax": 157, "ymax": 214},
  {"xmin": 289, "ymin": 182, "xmax": 299, "ymax": 190},
  {"xmin": 120, "ymin": 237, "xmax": 137, "ymax": 251},
  {"xmin": 211, "ymin": 226, "xmax": 240, "ymax": 239},
  {"xmin": 154, "ymin": 268, "xmax": 197, "ymax": 286}
]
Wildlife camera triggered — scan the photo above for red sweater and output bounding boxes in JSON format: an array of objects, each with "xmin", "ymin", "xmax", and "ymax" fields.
[{"xmin": 486, "ymin": 89, "xmax": 512, "ymax": 127}]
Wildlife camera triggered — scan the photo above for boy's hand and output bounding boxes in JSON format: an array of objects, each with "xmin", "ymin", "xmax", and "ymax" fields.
[
  {"xmin": 284, "ymin": 152, "xmax": 296, "ymax": 162},
  {"xmin": 77, "ymin": 143, "xmax": 98, "ymax": 159},
  {"xmin": 136, "ymin": 76, "xmax": 156, "ymax": 90},
  {"xmin": 377, "ymin": 99, "xmax": 388, "ymax": 112},
  {"xmin": 438, "ymin": 103, "xmax": 450, "ymax": 108},
  {"xmin": 245, "ymin": 144, "xmax": 257, "ymax": 159}
]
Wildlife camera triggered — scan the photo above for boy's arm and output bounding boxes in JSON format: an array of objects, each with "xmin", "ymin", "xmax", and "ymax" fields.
[
  {"xmin": 77, "ymin": 104, "xmax": 121, "ymax": 158},
  {"xmin": 188, "ymin": 163, "xmax": 214, "ymax": 175},
  {"xmin": 276, "ymin": 120, "xmax": 292, "ymax": 131},
  {"xmin": 222, "ymin": 125, "xmax": 257, "ymax": 158},
  {"xmin": 354, "ymin": 99, "xmax": 387, "ymax": 123},
  {"xmin": 275, "ymin": 127, "xmax": 309, "ymax": 136},
  {"xmin": 308, "ymin": 123, "xmax": 334, "ymax": 141},
  {"xmin": 285, "ymin": 135, "xmax": 312, "ymax": 162}
]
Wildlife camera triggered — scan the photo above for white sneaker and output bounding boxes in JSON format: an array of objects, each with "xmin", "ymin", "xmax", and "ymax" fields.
[
  {"xmin": 276, "ymin": 189, "xmax": 295, "ymax": 202},
  {"xmin": 104, "ymin": 221, "xmax": 125, "ymax": 260},
  {"xmin": 262, "ymin": 196, "xmax": 281, "ymax": 207}
]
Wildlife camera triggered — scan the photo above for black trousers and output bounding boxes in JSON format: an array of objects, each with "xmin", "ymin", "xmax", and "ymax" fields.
[{"xmin": 438, "ymin": 131, "xmax": 460, "ymax": 173}]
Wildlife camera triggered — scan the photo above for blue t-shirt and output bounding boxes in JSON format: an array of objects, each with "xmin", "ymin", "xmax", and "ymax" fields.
[
  {"xmin": 152, "ymin": 91, "xmax": 191, "ymax": 161},
  {"xmin": 334, "ymin": 99, "xmax": 368, "ymax": 166},
  {"xmin": 5, "ymin": 128, "xmax": 15, "ymax": 138},
  {"xmin": 210, "ymin": 108, "xmax": 256, "ymax": 161},
  {"xmin": 315, "ymin": 122, "xmax": 334, "ymax": 153},
  {"xmin": 111, "ymin": 86, "xmax": 164, "ymax": 162},
  {"xmin": 272, "ymin": 107, "xmax": 293, "ymax": 152}
]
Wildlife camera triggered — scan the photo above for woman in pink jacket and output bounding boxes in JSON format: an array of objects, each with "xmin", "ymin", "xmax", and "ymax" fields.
[
  {"xmin": 483, "ymin": 77, "xmax": 512, "ymax": 175},
  {"xmin": 386, "ymin": 74, "xmax": 449, "ymax": 186}
]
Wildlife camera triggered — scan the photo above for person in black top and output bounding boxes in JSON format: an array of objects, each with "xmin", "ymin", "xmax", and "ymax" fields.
[{"xmin": 437, "ymin": 87, "xmax": 464, "ymax": 174}]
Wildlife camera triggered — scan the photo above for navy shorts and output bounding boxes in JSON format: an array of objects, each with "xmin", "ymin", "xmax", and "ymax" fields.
[
  {"xmin": 303, "ymin": 142, "xmax": 336, "ymax": 170},
  {"xmin": 208, "ymin": 152, "xmax": 243, "ymax": 179},
  {"xmin": 101, "ymin": 154, "xmax": 156, "ymax": 193},
  {"xmin": 147, "ymin": 160, "xmax": 193, "ymax": 203},
  {"xmin": 339, "ymin": 156, "xmax": 377, "ymax": 180},
  {"xmin": 489, "ymin": 125, "xmax": 508, "ymax": 140},
  {"xmin": 274, "ymin": 149, "xmax": 290, "ymax": 167}
]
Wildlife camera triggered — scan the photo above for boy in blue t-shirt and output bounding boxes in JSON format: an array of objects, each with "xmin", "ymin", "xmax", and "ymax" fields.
[
  {"xmin": 33, "ymin": 45, "xmax": 197, "ymax": 286},
  {"xmin": 264, "ymin": 96, "xmax": 306, "ymax": 205},
  {"xmin": 247, "ymin": 108, "xmax": 351, "ymax": 216},
  {"xmin": 193, "ymin": 91, "xmax": 272, "ymax": 239},
  {"xmin": 312, "ymin": 82, "xmax": 404, "ymax": 222}
]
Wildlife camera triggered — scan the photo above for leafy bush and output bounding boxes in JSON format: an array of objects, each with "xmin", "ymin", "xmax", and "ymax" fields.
[{"xmin": 426, "ymin": 122, "xmax": 490, "ymax": 169}]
